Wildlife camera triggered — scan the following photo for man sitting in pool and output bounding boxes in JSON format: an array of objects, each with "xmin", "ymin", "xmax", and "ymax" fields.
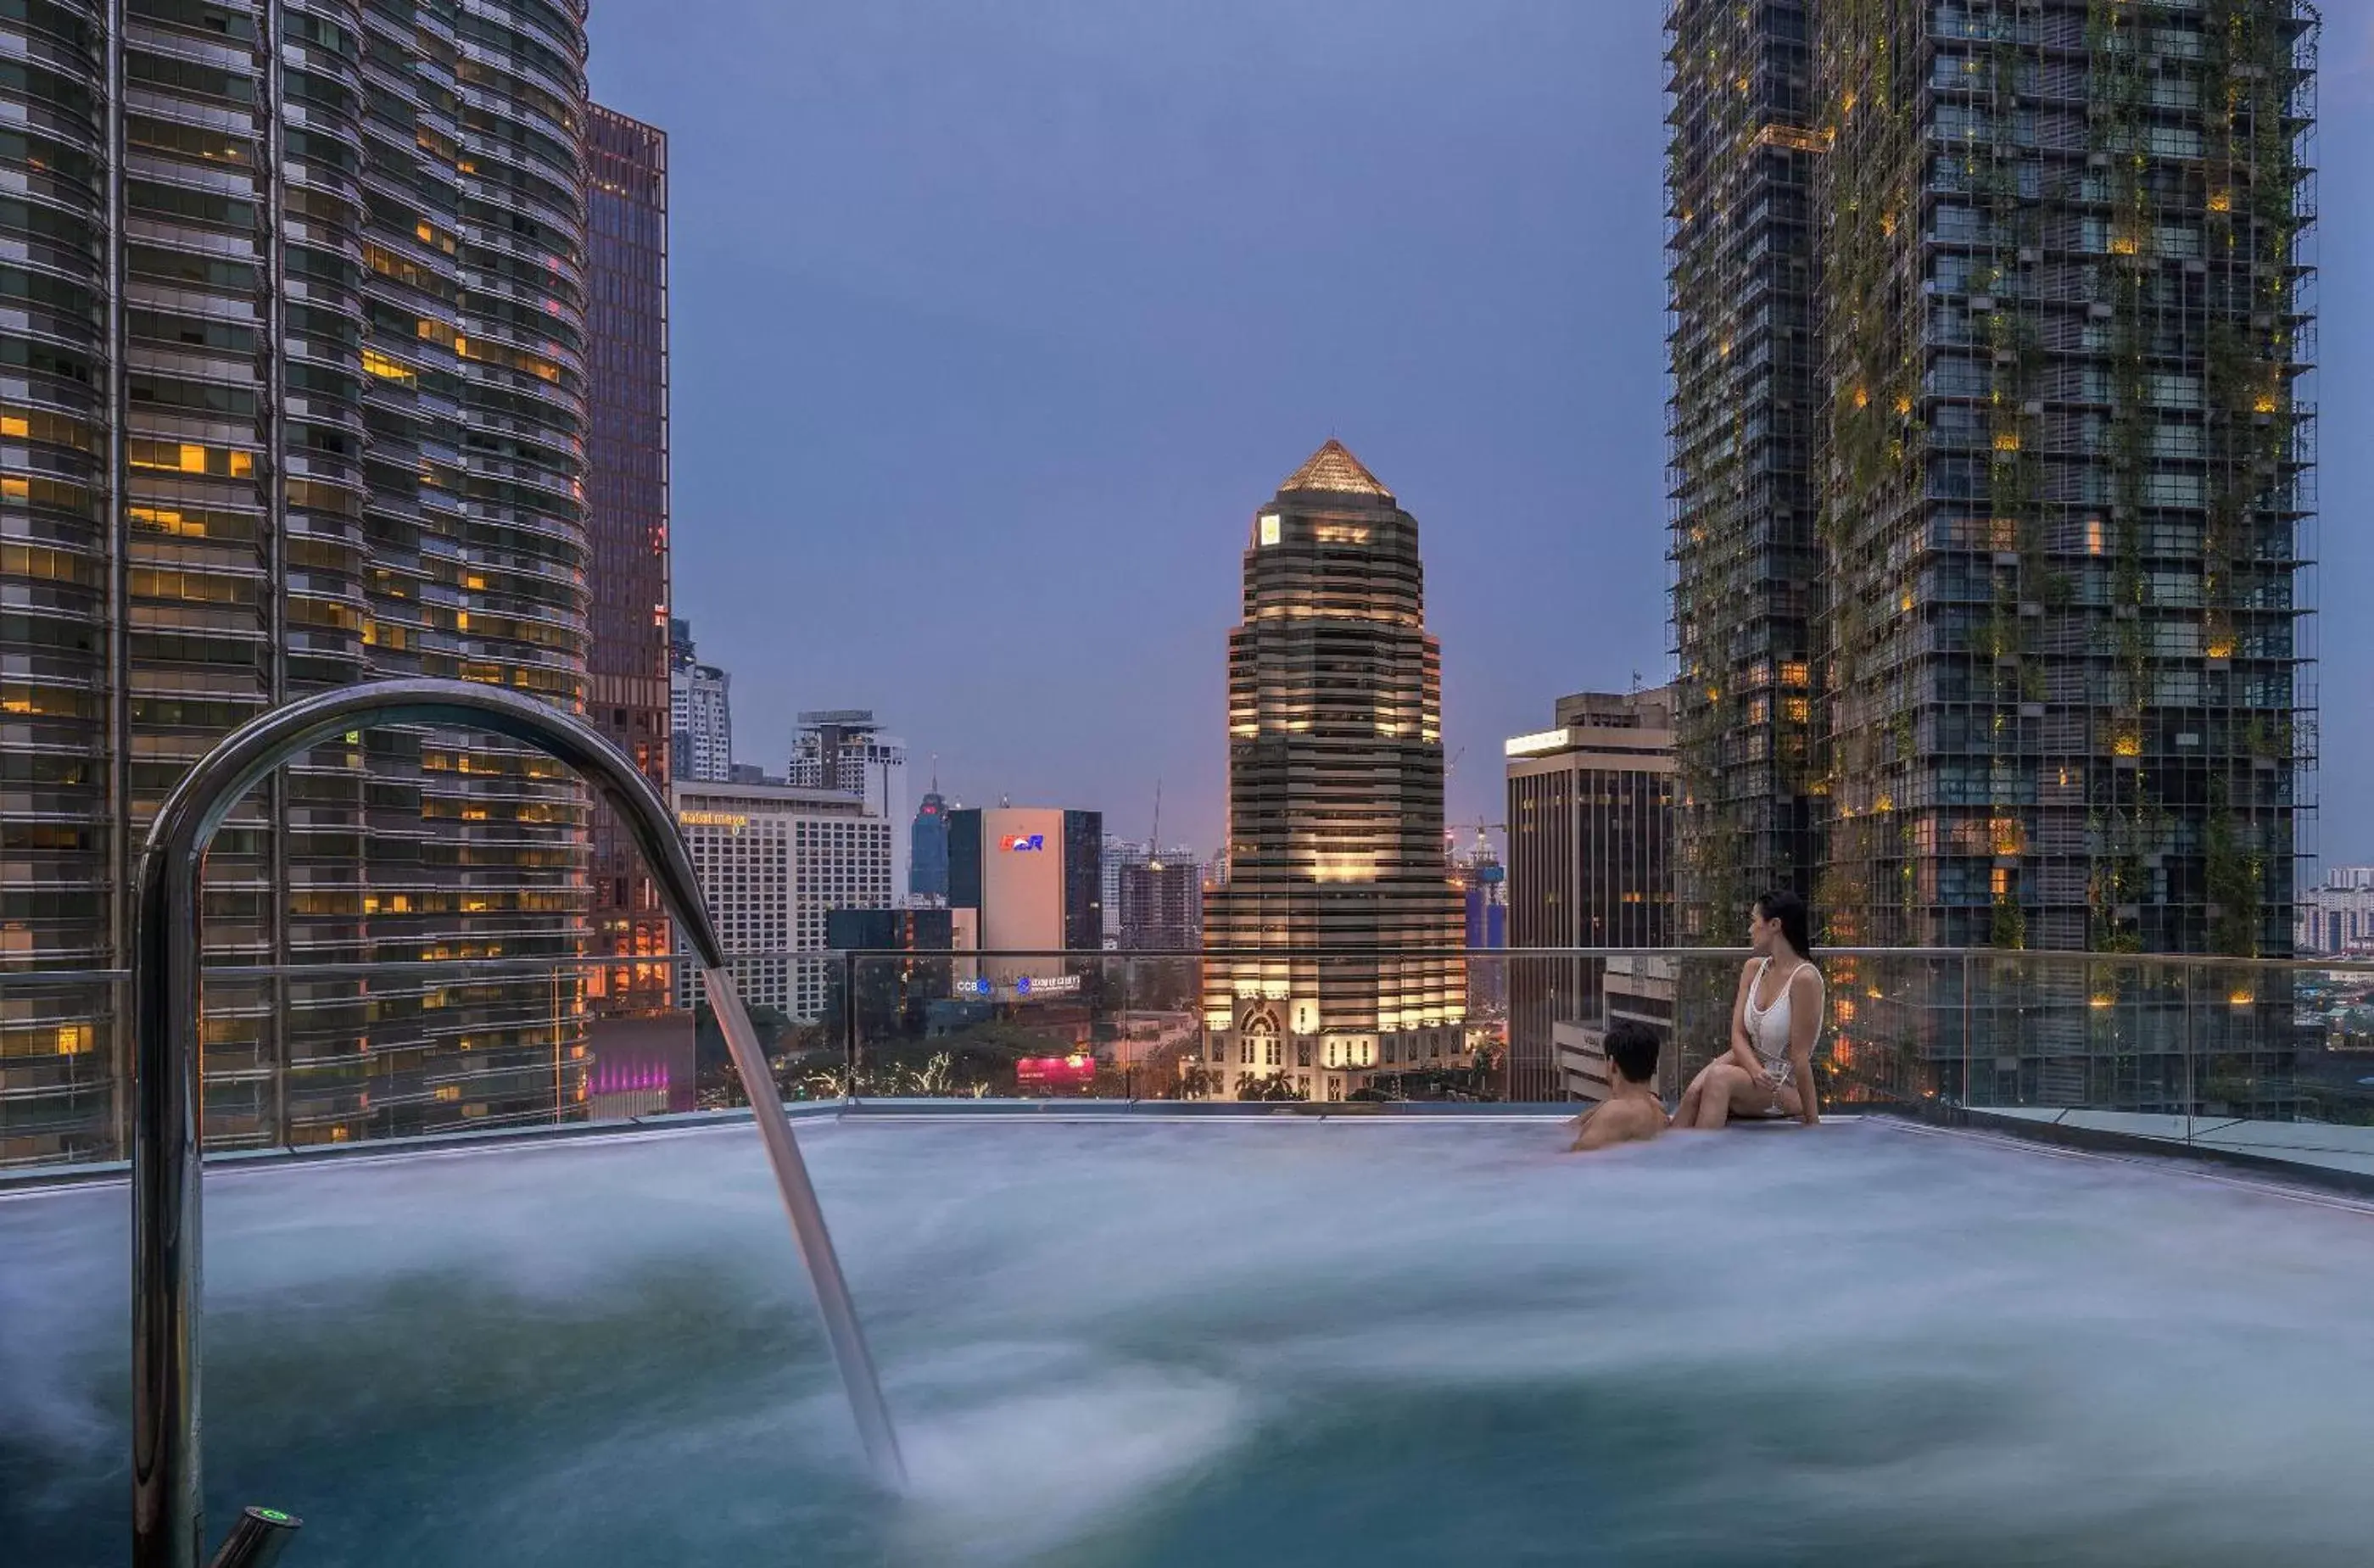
[{"xmin": 1569, "ymin": 1020, "xmax": 1669, "ymax": 1152}]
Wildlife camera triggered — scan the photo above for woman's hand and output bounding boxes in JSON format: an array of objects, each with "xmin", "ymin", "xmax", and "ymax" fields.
[{"xmin": 1790, "ymin": 1049, "xmax": 1819, "ymax": 1124}]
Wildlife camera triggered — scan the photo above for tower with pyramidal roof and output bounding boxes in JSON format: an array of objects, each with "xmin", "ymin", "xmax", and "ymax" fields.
[{"xmin": 1199, "ymin": 441, "xmax": 1471, "ymax": 1099}]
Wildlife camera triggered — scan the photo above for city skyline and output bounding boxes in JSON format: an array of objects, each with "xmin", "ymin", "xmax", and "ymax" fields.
[{"xmin": 581, "ymin": 3, "xmax": 2374, "ymax": 873}]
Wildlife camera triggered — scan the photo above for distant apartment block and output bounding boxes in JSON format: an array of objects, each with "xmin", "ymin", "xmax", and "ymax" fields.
[
  {"xmin": 1103, "ymin": 837, "xmax": 1199, "ymax": 948},
  {"xmin": 824, "ymin": 907, "xmax": 959, "ymax": 1043},
  {"xmin": 669, "ymin": 620, "xmax": 734, "ymax": 784},
  {"xmin": 2299, "ymin": 868, "xmax": 2374, "ymax": 956},
  {"xmin": 788, "ymin": 711, "xmax": 910, "ymax": 895},
  {"xmin": 1119, "ymin": 852, "xmax": 1204, "ymax": 952}
]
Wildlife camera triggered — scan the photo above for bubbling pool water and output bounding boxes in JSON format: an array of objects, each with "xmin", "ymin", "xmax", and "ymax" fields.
[{"xmin": 3, "ymin": 1117, "xmax": 2371, "ymax": 1565}]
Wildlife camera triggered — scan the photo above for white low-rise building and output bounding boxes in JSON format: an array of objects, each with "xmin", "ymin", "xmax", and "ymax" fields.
[{"xmin": 673, "ymin": 780, "xmax": 891, "ymax": 1020}]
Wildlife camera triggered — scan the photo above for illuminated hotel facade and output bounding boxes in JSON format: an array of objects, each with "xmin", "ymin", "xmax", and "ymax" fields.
[
  {"xmin": 1200, "ymin": 441, "xmax": 1467, "ymax": 1100},
  {"xmin": 672, "ymin": 780, "xmax": 889, "ymax": 1021}
]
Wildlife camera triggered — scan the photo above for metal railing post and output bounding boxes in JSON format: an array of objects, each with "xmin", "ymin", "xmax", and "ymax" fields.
[
  {"xmin": 1961, "ymin": 948, "xmax": 1973, "ymax": 1109},
  {"xmin": 2184, "ymin": 957, "xmax": 2198, "ymax": 1144},
  {"xmin": 841, "ymin": 948, "xmax": 859, "ymax": 1101}
]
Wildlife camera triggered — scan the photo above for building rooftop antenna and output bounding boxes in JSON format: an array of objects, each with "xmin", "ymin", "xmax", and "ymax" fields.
[{"xmin": 1147, "ymin": 780, "xmax": 1165, "ymax": 872}]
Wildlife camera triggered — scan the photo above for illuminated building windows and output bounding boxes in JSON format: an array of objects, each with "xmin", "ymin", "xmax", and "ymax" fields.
[{"xmin": 1204, "ymin": 441, "xmax": 1466, "ymax": 1098}]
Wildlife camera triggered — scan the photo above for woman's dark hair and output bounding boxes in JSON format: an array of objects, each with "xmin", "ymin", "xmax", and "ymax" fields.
[{"xmin": 1755, "ymin": 889, "xmax": 1813, "ymax": 955}]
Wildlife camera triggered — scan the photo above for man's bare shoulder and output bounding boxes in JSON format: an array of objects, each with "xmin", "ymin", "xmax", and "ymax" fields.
[{"xmin": 1573, "ymin": 1095, "xmax": 1669, "ymax": 1151}]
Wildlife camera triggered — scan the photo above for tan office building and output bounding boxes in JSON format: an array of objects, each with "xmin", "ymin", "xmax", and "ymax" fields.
[{"xmin": 1505, "ymin": 689, "xmax": 1679, "ymax": 1100}]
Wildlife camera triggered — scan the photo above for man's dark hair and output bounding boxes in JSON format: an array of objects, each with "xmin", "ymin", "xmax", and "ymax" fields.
[{"xmin": 1606, "ymin": 1020, "xmax": 1660, "ymax": 1085}]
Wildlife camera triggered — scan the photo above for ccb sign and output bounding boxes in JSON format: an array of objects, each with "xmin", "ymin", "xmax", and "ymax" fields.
[{"xmin": 1000, "ymin": 834, "xmax": 1046, "ymax": 852}]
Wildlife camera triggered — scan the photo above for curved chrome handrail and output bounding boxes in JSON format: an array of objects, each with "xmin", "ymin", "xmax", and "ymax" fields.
[{"xmin": 131, "ymin": 678, "xmax": 902, "ymax": 1568}]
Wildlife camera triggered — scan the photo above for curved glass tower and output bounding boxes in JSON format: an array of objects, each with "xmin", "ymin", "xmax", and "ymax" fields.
[
  {"xmin": 0, "ymin": 0, "xmax": 596, "ymax": 1163},
  {"xmin": 1201, "ymin": 440, "xmax": 1467, "ymax": 1101}
]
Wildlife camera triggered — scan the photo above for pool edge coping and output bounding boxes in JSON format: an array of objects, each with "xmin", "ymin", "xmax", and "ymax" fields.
[
  {"xmin": 14, "ymin": 1097, "xmax": 2373, "ymax": 1214},
  {"xmin": 0, "ymin": 1099, "xmax": 1591, "ymax": 1195}
]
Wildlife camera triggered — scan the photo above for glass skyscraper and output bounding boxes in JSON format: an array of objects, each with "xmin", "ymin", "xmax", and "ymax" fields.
[
  {"xmin": 1668, "ymin": 0, "xmax": 2316, "ymax": 1110},
  {"xmin": 0, "ymin": 0, "xmax": 598, "ymax": 1163},
  {"xmin": 584, "ymin": 103, "xmax": 672, "ymax": 1022},
  {"xmin": 1665, "ymin": 0, "xmax": 1824, "ymax": 940},
  {"xmin": 1668, "ymin": 0, "xmax": 2315, "ymax": 958},
  {"xmin": 1200, "ymin": 441, "xmax": 1466, "ymax": 1101},
  {"xmin": 910, "ymin": 788, "xmax": 951, "ymax": 901}
]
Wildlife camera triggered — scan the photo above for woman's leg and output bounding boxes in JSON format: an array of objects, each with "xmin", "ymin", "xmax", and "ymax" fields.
[
  {"xmin": 1694, "ymin": 1063, "xmax": 1749, "ymax": 1130},
  {"xmin": 1673, "ymin": 1061, "xmax": 1718, "ymax": 1127},
  {"xmin": 1707, "ymin": 1072, "xmax": 1804, "ymax": 1129}
]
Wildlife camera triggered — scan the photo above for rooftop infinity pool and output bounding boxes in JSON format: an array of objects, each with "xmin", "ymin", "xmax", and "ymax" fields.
[{"xmin": 3, "ymin": 1114, "xmax": 2370, "ymax": 1565}]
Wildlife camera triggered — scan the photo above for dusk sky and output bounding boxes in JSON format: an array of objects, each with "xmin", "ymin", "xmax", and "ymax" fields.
[{"xmin": 587, "ymin": 2, "xmax": 2374, "ymax": 867}]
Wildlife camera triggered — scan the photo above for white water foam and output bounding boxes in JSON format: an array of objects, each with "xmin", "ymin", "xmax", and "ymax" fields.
[{"xmin": 4, "ymin": 1118, "xmax": 2372, "ymax": 1565}]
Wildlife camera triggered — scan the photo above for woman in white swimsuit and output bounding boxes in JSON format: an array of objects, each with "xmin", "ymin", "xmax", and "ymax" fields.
[{"xmin": 1673, "ymin": 890, "xmax": 1824, "ymax": 1130}]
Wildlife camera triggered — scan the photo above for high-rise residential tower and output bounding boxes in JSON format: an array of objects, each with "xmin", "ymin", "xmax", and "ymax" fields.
[
  {"xmin": 1200, "ymin": 441, "xmax": 1467, "ymax": 1101},
  {"xmin": 787, "ymin": 710, "xmax": 909, "ymax": 896},
  {"xmin": 0, "ymin": 0, "xmax": 597, "ymax": 1163},
  {"xmin": 1668, "ymin": 1, "xmax": 2315, "ymax": 963},
  {"xmin": 1665, "ymin": 0, "xmax": 1824, "ymax": 942},
  {"xmin": 1101, "ymin": 835, "xmax": 1196, "ymax": 946},
  {"xmin": 668, "ymin": 618, "xmax": 732, "ymax": 784},
  {"xmin": 584, "ymin": 104, "xmax": 672, "ymax": 1021},
  {"xmin": 1118, "ymin": 852, "xmax": 1204, "ymax": 952}
]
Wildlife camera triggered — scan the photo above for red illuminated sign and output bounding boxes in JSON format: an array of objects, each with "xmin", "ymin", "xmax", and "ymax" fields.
[{"xmin": 1015, "ymin": 1054, "xmax": 1097, "ymax": 1093}]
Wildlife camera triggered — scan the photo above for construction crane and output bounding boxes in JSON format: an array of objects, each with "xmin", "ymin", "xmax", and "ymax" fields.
[
  {"xmin": 1146, "ymin": 780, "xmax": 1165, "ymax": 872},
  {"xmin": 1446, "ymin": 818, "xmax": 1505, "ymax": 856}
]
